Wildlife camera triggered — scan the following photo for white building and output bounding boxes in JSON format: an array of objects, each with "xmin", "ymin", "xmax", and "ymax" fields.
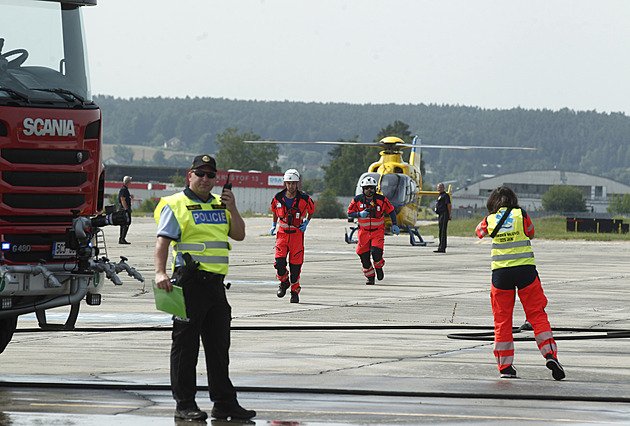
[{"xmin": 451, "ymin": 170, "xmax": 630, "ymax": 214}]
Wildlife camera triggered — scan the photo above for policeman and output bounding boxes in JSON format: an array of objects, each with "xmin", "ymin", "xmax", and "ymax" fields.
[
  {"xmin": 476, "ymin": 185, "xmax": 565, "ymax": 380},
  {"xmin": 270, "ymin": 169, "xmax": 316, "ymax": 303},
  {"xmin": 347, "ymin": 176, "xmax": 400, "ymax": 285},
  {"xmin": 154, "ymin": 155, "xmax": 256, "ymax": 421}
]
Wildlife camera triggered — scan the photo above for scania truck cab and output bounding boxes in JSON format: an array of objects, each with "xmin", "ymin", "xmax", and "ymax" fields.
[{"xmin": 0, "ymin": 0, "xmax": 143, "ymax": 353}]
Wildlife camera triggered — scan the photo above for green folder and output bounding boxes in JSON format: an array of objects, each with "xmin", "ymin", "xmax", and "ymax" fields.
[{"xmin": 153, "ymin": 281, "xmax": 187, "ymax": 318}]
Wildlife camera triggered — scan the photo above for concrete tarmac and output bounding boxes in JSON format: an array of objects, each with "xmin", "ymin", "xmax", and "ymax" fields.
[{"xmin": 1, "ymin": 216, "xmax": 629, "ymax": 425}]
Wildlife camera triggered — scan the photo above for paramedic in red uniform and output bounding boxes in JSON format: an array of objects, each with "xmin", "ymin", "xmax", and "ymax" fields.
[
  {"xmin": 347, "ymin": 176, "xmax": 400, "ymax": 285},
  {"xmin": 476, "ymin": 185, "xmax": 565, "ymax": 380},
  {"xmin": 270, "ymin": 169, "xmax": 316, "ymax": 304}
]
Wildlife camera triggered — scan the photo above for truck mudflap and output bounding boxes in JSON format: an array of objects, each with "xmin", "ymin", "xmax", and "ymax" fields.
[{"xmin": 0, "ymin": 316, "xmax": 18, "ymax": 354}]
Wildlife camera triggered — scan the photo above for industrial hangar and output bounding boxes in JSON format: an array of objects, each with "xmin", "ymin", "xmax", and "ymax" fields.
[{"xmin": 451, "ymin": 170, "xmax": 630, "ymax": 214}]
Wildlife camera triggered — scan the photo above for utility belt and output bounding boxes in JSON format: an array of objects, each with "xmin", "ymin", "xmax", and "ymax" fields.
[
  {"xmin": 172, "ymin": 252, "xmax": 226, "ymax": 287},
  {"xmin": 173, "ymin": 267, "xmax": 224, "ymax": 283}
]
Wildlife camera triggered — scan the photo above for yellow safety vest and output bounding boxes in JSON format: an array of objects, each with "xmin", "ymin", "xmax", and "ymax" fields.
[
  {"xmin": 155, "ymin": 192, "xmax": 231, "ymax": 275},
  {"xmin": 486, "ymin": 207, "xmax": 535, "ymax": 270}
]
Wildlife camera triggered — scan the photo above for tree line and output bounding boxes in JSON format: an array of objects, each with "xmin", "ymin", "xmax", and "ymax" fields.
[{"xmin": 95, "ymin": 95, "xmax": 630, "ymax": 190}]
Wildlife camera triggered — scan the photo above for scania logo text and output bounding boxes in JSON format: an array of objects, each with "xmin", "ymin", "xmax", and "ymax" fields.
[{"xmin": 22, "ymin": 118, "xmax": 76, "ymax": 137}]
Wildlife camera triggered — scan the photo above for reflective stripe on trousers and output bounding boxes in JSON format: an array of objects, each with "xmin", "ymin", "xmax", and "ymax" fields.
[
  {"xmin": 535, "ymin": 330, "xmax": 558, "ymax": 356},
  {"xmin": 493, "ymin": 341, "xmax": 514, "ymax": 369},
  {"xmin": 491, "ymin": 276, "xmax": 557, "ymax": 370},
  {"xmin": 363, "ymin": 266, "xmax": 375, "ymax": 278}
]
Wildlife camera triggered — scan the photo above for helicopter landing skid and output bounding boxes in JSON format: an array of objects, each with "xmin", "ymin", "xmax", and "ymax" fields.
[
  {"xmin": 401, "ymin": 225, "xmax": 430, "ymax": 246},
  {"xmin": 346, "ymin": 225, "xmax": 431, "ymax": 247},
  {"xmin": 345, "ymin": 226, "xmax": 358, "ymax": 244}
]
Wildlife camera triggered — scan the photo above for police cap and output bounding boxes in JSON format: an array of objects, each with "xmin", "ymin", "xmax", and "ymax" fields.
[{"xmin": 190, "ymin": 155, "xmax": 217, "ymax": 171}]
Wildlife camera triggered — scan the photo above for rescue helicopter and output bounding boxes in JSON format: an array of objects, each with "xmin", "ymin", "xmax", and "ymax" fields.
[{"xmin": 245, "ymin": 136, "xmax": 535, "ymax": 245}]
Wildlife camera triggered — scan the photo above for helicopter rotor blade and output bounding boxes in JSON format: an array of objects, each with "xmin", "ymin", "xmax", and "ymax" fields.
[
  {"xmin": 417, "ymin": 144, "xmax": 536, "ymax": 150},
  {"xmin": 244, "ymin": 140, "xmax": 536, "ymax": 150},
  {"xmin": 244, "ymin": 140, "xmax": 383, "ymax": 147}
]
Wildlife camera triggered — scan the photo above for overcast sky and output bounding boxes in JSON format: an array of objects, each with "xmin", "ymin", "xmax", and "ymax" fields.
[{"xmin": 83, "ymin": 0, "xmax": 630, "ymax": 114}]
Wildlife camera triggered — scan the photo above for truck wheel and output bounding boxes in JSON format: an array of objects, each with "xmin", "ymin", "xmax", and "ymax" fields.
[{"xmin": 0, "ymin": 316, "xmax": 18, "ymax": 354}]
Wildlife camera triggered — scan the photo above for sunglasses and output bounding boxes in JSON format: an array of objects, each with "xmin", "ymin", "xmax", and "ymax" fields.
[{"xmin": 192, "ymin": 170, "xmax": 216, "ymax": 179}]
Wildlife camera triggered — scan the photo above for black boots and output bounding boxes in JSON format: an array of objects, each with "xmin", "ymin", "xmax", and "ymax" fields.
[
  {"xmin": 175, "ymin": 406, "xmax": 208, "ymax": 421},
  {"xmin": 545, "ymin": 354, "xmax": 566, "ymax": 380},
  {"xmin": 375, "ymin": 268, "xmax": 384, "ymax": 280},
  {"xmin": 277, "ymin": 280, "xmax": 290, "ymax": 298},
  {"xmin": 211, "ymin": 403, "xmax": 256, "ymax": 420}
]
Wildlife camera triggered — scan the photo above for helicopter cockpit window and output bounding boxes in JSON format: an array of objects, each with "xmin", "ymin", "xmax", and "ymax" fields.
[
  {"xmin": 380, "ymin": 174, "xmax": 409, "ymax": 205},
  {"xmin": 0, "ymin": 0, "xmax": 92, "ymax": 106},
  {"xmin": 356, "ymin": 172, "xmax": 414, "ymax": 206}
]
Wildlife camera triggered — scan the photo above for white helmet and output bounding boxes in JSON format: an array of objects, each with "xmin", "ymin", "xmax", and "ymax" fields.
[
  {"xmin": 283, "ymin": 169, "xmax": 300, "ymax": 182},
  {"xmin": 360, "ymin": 176, "xmax": 378, "ymax": 187}
]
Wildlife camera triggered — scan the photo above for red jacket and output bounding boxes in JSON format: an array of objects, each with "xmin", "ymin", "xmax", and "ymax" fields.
[
  {"xmin": 271, "ymin": 189, "xmax": 315, "ymax": 233},
  {"xmin": 347, "ymin": 194, "xmax": 395, "ymax": 231}
]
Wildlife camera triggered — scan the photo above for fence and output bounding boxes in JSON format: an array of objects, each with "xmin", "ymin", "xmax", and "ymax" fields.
[{"xmin": 566, "ymin": 217, "xmax": 629, "ymax": 234}]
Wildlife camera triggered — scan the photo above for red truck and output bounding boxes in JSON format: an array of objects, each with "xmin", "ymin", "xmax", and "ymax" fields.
[{"xmin": 0, "ymin": 0, "xmax": 142, "ymax": 353}]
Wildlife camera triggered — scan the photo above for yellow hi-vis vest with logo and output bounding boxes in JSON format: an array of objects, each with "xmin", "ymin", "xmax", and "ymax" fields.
[
  {"xmin": 154, "ymin": 192, "xmax": 231, "ymax": 275},
  {"xmin": 486, "ymin": 207, "xmax": 535, "ymax": 270}
]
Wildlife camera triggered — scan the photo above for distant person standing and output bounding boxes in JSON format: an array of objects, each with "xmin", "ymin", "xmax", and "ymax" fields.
[
  {"xmin": 434, "ymin": 182, "xmax": 451, "ymax": 253},
  {"xmin": 270, "ymin": 169, "xmax": 316, "ymax": 304},
  {"xmin": 118, "ymin": 176, "xmax": 132, "ymax": 244}
]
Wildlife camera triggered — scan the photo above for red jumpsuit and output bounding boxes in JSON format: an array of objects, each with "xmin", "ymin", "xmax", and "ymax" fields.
[
  {"xmin": 476, "ymin": 208, "xmax": 558, "ymax": 372},
  {"xmin": 347, "ymin": 193, "xmax": 395, "ymax": 280},
  {"xmin": 271, "ymin": 189, "xmax": 315, "ymax": 294}
]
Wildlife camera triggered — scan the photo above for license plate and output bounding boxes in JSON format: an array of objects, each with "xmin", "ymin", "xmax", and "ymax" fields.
[{"xmin": 52, "ymin": 241, "xmax": 76, "ymax": 258}]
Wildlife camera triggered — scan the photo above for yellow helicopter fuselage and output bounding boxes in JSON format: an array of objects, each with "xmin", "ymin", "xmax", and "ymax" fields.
[
  {"xmin": 364, "ymin": 150, "xmax": 422, "ymax": 229},
  {"xmin": 359, "ymin": 148, "xmax": 443, "ymax": 230}
]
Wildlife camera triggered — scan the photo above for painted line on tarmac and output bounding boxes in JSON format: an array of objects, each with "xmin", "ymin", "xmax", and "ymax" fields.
[
  {"xmin": 229, "ymin": 280, "xmax": 278, "ymax": 286},
  {"xmin": 20, "ymin": 312, "xmax": 172, "ymax": 324},
  {"xmin": 26, "ymin": 404, "xmax": 617, "ymax": 423},
  {"xmin": 306, "ymin": 250, "xmax": 356, "ymax": 254},
  {"xmin": 259, "ymin": 409, "xmax": 619, "ymax": 423}
]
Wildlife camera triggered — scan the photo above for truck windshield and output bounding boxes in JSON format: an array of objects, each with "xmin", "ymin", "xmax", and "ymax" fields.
[{"xmin": 0, "ymin": 0, "xmax": 92, "ymax": 106}]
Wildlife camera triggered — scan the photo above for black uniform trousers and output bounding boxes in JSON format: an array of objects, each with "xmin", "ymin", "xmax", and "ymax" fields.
[
  {"xmin": 437, "ymin": 212, "xmax": 449, "ymax": 251},
  {"xmin": 119, "ymin": 212, "xmax": 131, "ymax": 241},
  {"xmin": 171, "ymin": 270, "xmax": 237, "ymax": 410}
]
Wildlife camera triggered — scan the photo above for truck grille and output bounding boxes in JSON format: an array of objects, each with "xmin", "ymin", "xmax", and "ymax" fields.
[
  {"xmin": 3, "ymin": 194, "xmax": 85, "ymax": 209},
  {"xmin": 0, "ymin": 215, "xmax": 72, "ymax": 224},
  {"xmin": 0, "ymin": 147, "xmax": 94, "ymax": 217},
  {"xmin": 3, "ymin": 171, "xmax": 87, "ymax": 187},
  {"xmin": 1, "ymin": 148, "xmax": 89, "ymax": 164}
]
